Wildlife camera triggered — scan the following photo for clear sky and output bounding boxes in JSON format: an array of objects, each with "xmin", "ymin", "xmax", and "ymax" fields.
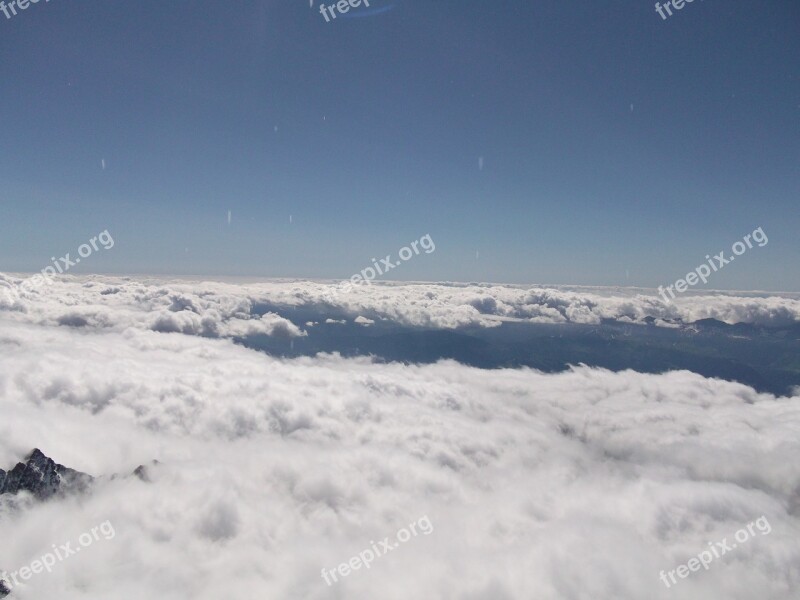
[{"xmin": 1, "ymin": 0, "xmax": 798, "ymax": 290}]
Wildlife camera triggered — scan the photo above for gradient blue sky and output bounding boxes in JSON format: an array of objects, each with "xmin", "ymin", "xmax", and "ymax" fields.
[{"xmin": 1, "ymin": 0, "xmax": 798, "ymax": 289}]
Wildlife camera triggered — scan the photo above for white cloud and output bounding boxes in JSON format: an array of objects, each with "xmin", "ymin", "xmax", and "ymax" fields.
[{"xmin": 0, "ymin": 274, "xmax": 305, "ymax": 340}]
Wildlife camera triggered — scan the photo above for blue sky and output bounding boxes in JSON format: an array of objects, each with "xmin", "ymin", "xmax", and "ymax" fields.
[{"xmin": 1, "ymin": 0, "xmax": 798, "ymax": 290}]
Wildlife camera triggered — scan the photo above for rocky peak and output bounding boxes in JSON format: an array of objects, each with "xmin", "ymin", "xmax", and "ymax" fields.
[{"xmin": 0, "ymin": 448, "xmax": 93, "ymax": 501}]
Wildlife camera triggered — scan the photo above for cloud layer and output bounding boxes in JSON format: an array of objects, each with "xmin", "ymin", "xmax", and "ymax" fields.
[
  {"xmin": 2, "ymin": 274, "xmax": 799, "ymax": 334},
  {"xmin": 0, "ymin": 276, "xmax": 798, "ymax": 599}
]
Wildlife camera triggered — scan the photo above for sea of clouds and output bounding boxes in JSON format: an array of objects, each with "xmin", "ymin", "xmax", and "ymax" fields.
[
  {"xmin": 0, "ymin": 275, "xmax": 798, "ymax": 599},
  {"xmin": 2, "ymin": 273, "xmax": 800, "ymax": 333}
]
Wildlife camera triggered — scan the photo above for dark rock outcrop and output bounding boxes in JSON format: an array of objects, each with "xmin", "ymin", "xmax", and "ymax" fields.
[
  {"xmin": 0, "ymin": 449, "xmax": 93, "ymax": 501},
  {"xmin": 0, "ymin": 579, "xmax": 10, "ymax": 598},
  {"xmin": 0, "ymin": 450, "xmax": 157, "ymax": 503},
  {"xmin": 132, "ymin": 461, "xmax": 160, "ymax": 482}
]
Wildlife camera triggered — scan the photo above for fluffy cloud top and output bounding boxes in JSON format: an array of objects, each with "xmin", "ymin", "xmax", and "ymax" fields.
[{"xmin": 0, "ymin": 274, "xmax": 306, "ymax": 339}]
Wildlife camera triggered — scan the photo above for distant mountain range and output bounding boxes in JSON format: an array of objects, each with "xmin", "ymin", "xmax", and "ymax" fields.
[{"xmin": 244, "ymin": 305, "xmax": 800, "ymax": 395}]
